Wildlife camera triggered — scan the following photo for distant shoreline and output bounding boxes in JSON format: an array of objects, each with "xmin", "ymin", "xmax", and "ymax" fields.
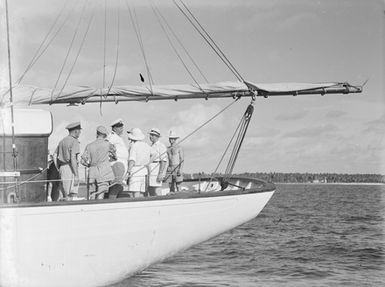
[{"xmin": 275, "ymin": 182, "xmax": 385, "ymax": 186}]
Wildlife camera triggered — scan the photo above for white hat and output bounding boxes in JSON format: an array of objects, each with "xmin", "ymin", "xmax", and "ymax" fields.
[
  {"xmin": 148, "ymin": 128, "xmax": 161, "ymax": 137},
  {"xmin": 127, "ymin": 128, "xmax": 145, "ymax": 141},
  {"xmin": 168, "ymin": 130, "xmax": 179, "ymax": 139},
  {"xmin": 110, "ymin": 118, "xmax": 123, "ymax": 127},
  {"xmin": 66, "ymin": 121, "xmax": 81, "ymax": 131}
]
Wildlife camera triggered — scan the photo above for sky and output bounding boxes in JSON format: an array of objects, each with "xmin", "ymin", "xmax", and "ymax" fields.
[{"xmin": 0, "ymin": 0, "xmax": 384, "ymax": 174}]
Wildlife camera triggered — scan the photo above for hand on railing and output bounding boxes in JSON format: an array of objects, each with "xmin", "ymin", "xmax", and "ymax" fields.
[{"xmin": 156, "ymin": 174, "xmax": 163, "ymax": 183}]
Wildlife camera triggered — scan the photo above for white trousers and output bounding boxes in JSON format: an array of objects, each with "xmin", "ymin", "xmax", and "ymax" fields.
[
  {"xmin": 59, "ymin": 165, "xmax": 78, "ymax": 196},
  {"xmin": 128, "ymin": 166, "xmax": 147, "ymax": 193}
]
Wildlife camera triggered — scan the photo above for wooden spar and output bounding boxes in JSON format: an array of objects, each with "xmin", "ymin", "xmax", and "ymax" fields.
[
  {"xmin": 6, "ymin": 82, "xmax": 361, "ymax": 106},
  {"xmin": 4, "ymin": 0, "xmax": 19, "ymax": 200},
  {"xmin": 255, "ymin": 85, "xmax": 363, "ymax": 98}
]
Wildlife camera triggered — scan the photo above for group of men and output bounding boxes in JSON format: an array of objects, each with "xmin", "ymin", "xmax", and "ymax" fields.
[{"xmin": 47, "ymin": 119, "xmax": 184, "ymax": 201}]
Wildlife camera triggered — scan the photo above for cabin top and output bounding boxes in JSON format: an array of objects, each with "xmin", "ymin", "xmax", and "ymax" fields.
[{"xmin": 0, "ymin": 108, "xmax": 52, "ymax": 136}]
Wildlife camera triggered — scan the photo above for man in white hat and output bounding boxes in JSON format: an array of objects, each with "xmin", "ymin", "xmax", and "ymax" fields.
[
  {"xmin": 126, "ymin": 128, "xmax": 151, "ymax": 197},
  {"xmin": 166, "ymin": 130, "xmax": 184, "ymax": 193},
  {"xmin": 148, "ymin": 128, "xmax": 168, "ymax": 196},
  {"xmin": 107, "ymin": 119, "xmax": 128, "ymax": 183},
  {"xmin": 81, "ymin": 126, "xmax": 115, "ymax": 199},
  {"xmin": 54, "ymin": 121, "xmax": 81, "ymax": 200}
]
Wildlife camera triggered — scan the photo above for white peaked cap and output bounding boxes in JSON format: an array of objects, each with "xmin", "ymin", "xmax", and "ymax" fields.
[
  {"xmin": 149, "ymin": 128, "xmax": 161, "ymax": 137},
  {"xmin": 110, "ymin": 118, "xmax": 124, "ymax": 127}
]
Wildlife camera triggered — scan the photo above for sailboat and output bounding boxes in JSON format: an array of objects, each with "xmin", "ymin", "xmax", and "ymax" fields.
[{"xmin": 0, "ymin": 1, "xmax": 362, "ymax": 286}]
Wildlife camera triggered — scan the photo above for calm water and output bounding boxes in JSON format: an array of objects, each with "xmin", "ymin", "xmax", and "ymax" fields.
[{"xmin": 111, "ymin": 184, "xmax": 385, "ymax": 287}]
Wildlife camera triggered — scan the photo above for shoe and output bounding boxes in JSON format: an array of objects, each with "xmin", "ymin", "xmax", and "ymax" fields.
[{"xmin": 47, "ymin": 196, "xmax": 52, "ymax": 202}]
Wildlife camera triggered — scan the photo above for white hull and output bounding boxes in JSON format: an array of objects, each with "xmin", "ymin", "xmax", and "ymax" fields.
[{"xmin": 0, "ymin": 186, "xmax": 274, "ymax": 287}]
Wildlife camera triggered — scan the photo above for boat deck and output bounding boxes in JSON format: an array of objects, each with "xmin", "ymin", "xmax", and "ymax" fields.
[{"xmin": 0, "ymin": 176, "xmax": 275, "ymax": 208}]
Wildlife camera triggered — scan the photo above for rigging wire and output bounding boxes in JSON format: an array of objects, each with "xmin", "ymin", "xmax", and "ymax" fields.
[
  {"xmin": 105, "ymin": 1, "xmax": 121, "ymax": 99},
  {"xmin": 1, "ymin": 98, "xmax": 241, "ymax": 192},
  {"xmin": 133, "ymin": 7, "xmax": 155, "ymax": 86},
  {"xmin": 177, "ymin": 98, "xmax": 239, "ymax": 146},
  {"xmin": 150, "ymin": 3, "xmax": 208, "ymax": 97},
  {"xmin": 0, "ymin": 0, "xmax": 75, "ymax": 102},
  {"xmin": 103, "ymin": 0, "xmax": 107, "ymax": 88},
  {"xmin": 203, "ymin": 109, "xmax": 246, "ymax": 191},
  {"xmin": 0, "ymin": 166, "xmax": 49, "ymax": 192},
  {"xmin": 225, "ymin": 103, "xmax": 254, "ymax": 175},
  {"xmin": 173, "ymin": 0, "xmax": 244, "ymax": 82},
  {"xmin": 201, "ymin": 101, "xmax": 254, "ymax": 192},
  {"xmin": 123, "ymin": 97, "xmax": 240, "ymax": 184},
  {"xmin": 24, "ymin": 6, "xmax": 76, "ymax": 79},
  {"xmin": 99, "ymin": 0, "xmax": 108, "ymax": 114},
  {"xmin": 124, "ymin": 0, "xmax": 154, "ymax": 96},
  {"xmin": 124, "ymin": 97, "xmax": 240, "ymax": 182},
  {"xmin": 50, "ymin": 0, "xmax": 88, "ymax": 103},
  {"xmin": 179, "ymin": 0, "xmax": 245, "ymax": 82},
  {"xmin": 152, "ymin": 2, "xmax": 208, "ymax": 83},
  {"xmin": 56, "ymin": 4, "xmax": 96, "ymax": 100},
  {"xmin": 123, "ymin": 98, "xmax": 240, "ymax": 180},
  {"xmin": 18, "ymin": 1, "xmax": 69, "ymax": 85}
]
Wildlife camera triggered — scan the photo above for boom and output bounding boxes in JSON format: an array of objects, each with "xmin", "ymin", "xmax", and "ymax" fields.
[{"xmin": 0, "ymin": 81, "xmax": 362, "ymax": 106}]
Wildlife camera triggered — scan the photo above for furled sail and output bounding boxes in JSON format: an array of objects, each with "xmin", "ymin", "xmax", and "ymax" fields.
[{"xmin": 0, "ymin": 81, "xmax": 362, "ymax": 106}]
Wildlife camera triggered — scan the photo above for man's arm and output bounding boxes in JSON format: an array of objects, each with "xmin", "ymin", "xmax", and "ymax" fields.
[
  {"xmin": 70, "ymin": 151, "xmax": 79, "ymax": 178},
  {"xmin": 80, "ymin": 146, "xmax": 90, "ymax": 167},
  {"xmin": 158, "ymin": 161, "xmax": 166, "ymax": 182},
  {"xmin": 70, "ymin": 141, "xmax": 80, "ymax": 178},
  {"xmin": 157, "ymin": 145, "xmax": 168, "ymax": 182},
  {"xmin": 109, "ymin": 142, "xmax": 117, "ymax": 161},
  {"xmin": 126, "ymin": 143, "xmax": 136, "ymax": 180},
  {"xmin": 149, "ymin": 146, "xmax": 157, "ymax": 163},
  {"xmin": 178, "ymin": 146, "xmax": 184, "ymax": 175},
  {"xmin": 127, "ymin": 160, "xmax": 135, "ymax": 176}
]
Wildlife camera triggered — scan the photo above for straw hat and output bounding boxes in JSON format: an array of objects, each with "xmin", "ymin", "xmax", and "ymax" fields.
[
  {"xmin": 168, "ymin": 130, "xmax": 179, "ymax": 139},
  {"xmin": 127, "ymin": 128, "xmax": 145, "ymax": 141}
]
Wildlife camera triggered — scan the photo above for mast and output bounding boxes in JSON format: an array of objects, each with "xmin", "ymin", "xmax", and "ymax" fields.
[{"xmin": 5, "ymin": 0, "xmax": 19, "ymax": 197}]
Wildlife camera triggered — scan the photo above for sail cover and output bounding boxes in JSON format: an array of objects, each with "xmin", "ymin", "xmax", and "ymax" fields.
[{"xmin": 0, "ymin": 81, "xmax": 361, "ymax": 106}]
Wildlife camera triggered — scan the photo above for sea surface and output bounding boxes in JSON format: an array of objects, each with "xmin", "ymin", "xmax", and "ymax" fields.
[{"xmin": 111, "ymin": 184, "xmax": 385, "ymax": 287}]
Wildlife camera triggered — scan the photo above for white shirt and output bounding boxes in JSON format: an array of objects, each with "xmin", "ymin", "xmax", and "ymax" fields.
[
  {"xmin": 150, "ymin": 140, "xmax": 168, "ymax": 163},
  {"xmin": 129, "ymin": 141, "xmax": 151, "ymax": 166},
  {"xmin": 107, "ymin": 132, "xmax": 128, "ymax": 162}
]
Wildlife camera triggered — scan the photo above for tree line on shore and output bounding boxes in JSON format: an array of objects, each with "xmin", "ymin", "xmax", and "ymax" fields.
[{"xmin": 185, "ymin": 172, "xmax": 385, "ymax": 184}]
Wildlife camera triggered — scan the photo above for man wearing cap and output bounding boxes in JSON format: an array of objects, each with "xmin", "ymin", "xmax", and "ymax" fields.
[
  {"xmin": 148, "ymin": 128, "xmax": 168, "ymax": 196},
  {"xmin": 166, "ymin": 131, "xmax": 184, "ymax": 193},
  {"xmin": 54, "ymin": 121, "xmax": 81, "ymax": 200},
  {"xmin": 81, "ymin": 126, "xmax": 115, "ymax": 200},
  {"xmin": 107, "ymin": 119, "xmax": 129, "ymax": 183},
  {"xmin": 126, "ymin": 128, "xmax": 151, "ymax": 197}
]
